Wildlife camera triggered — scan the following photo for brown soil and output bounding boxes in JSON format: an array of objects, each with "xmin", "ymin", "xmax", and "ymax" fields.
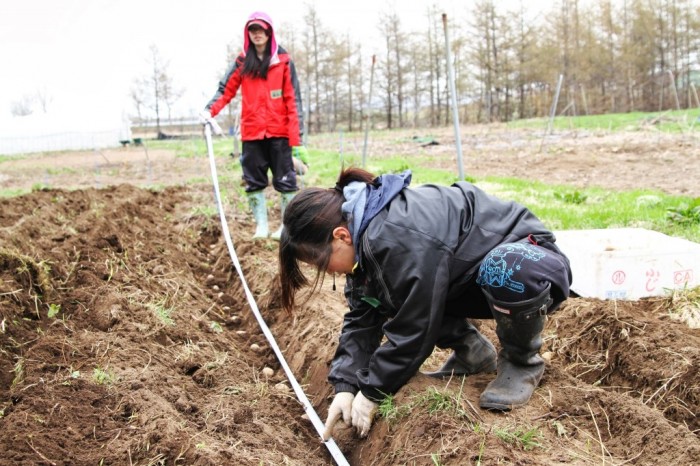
[{"xmin": 0, "ymin": 126, "xmax": 698, "ymax": 466}]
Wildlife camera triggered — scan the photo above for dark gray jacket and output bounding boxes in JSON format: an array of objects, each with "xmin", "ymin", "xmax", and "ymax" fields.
[{"xmin": 328, "ymin": 181, "xmax": 557, "ymax": 401}]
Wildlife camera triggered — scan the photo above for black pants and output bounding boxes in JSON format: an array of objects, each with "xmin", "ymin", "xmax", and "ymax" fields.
[
  {"xmin": 436, "ymin": 240, "xmax": 571, "ymax": 349},
  {"xmin": 241, "ymin": 137, "xmax": 298, "ymax": 193},
  {"xmin": 477, "ymin": 240, "xmax": 571, "ymax": 305}
]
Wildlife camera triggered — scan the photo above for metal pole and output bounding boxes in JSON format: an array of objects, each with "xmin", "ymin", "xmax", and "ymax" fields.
[
  {"xmin": 442, "ymin": 13, "xmax": 464, "ymax": 181},
  {"xmin": 691, "ymin": 83, "xmax": 700, "ymax": 108},
  {"xmin": 362, "ymin": 55, "xmax": 376, "ymax": 168},
  {"xmin": 547, "ymin": 74, "xmax": 564, "ymax": 134},
  {"xmin": 667, "ymin": 70, "xmax": 681, "ymax": 111},
  {"xmin": 539, "ymin": 74, "xmax": 563, "ymax": 153},
  {"xmin": 304, "ymin": 81, "xmax": 311, "ymax": 146},
  {"xmin": 338, "ymin": 129, "xmax": 344, "ymax": 169}
]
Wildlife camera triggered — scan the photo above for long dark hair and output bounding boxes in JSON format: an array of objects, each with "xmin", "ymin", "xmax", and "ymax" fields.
[
  {"xmin": 241, "ymin": 35, "xmax": 272, "ymax": 79},
  {"xmin": 278, "ymin": 167, "xmax": 376, "ymax": 312}
]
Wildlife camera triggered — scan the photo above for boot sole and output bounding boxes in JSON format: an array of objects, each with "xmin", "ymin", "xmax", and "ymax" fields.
[
  {"xmin": 479, "ymin": 400, "xmax": 515, "ymax": 411},
  {"xmin": 422, "ymin": 364, "xmax": 497, "ymax": 379},
  {"xmin": 479, "ymin": 394, "xmax": 533, "ymax": 411}
]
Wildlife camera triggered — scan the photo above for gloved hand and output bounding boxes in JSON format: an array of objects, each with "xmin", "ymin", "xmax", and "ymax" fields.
[
  {"xmin": 198, "ymin": 109, "xmax": 212, "ymax": 124},
  {"xmin": 292, "ymin": 146, "xmax": 309, "ymax": 175},
  {"xmin": 292, "ymin": 145, "xmax": 309, "ymax": 165},
  {"xmin": 321, "ymin": 392, "xmax": 354, "ymax": 441},
  {"xmin": 292, "ymin": 156, "xmax": 308, "ymax": 175},
  {"xmin": 199, "ymin": 109, "xmax": 223, "ymax": 135},
  {"xmin": 351, "ymin": 391, "xmax": 378, "ymax": 438}
]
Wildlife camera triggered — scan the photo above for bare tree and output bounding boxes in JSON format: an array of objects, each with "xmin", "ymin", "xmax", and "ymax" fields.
[
  {"xmin": 129, "ymin": 78, "xmax": 148, "ymax": 124},
  {"xmin": 303, "ymin": 5, "xmax": 323, "ymax": 133},
  {"xmin": 242, "ymin": 0, "xmax": 700, "ymax": 133},
  {"xmin": 469, "ymin": 0, "xmax": 510, "ymax": 122},
  {"xmin": 139, "ymin": 44, "xmax": 180, "ymax": 138},
  {"xmin": 35, "ymin": 87, "xmax": 52, "ymax": 114},
  {"xmin": 10, "ymin": 95, "xmax": 34, "ymax": 117},
  {"xmin": 161, "ymin": 79, "xmax": 184, "ymax": 125}
]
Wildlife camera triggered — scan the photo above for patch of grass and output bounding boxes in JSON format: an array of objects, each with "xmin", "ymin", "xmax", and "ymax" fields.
[
  {"xmin": 478, "ymin": 177, "xmax": 700, "ymax": 242},
  {"xmin": 667, "ymin": 285, "xmax": 700, "ymax": 328},
  {"xmin": 493, "ymin": 424, "xmax": 544, "ymax": 451},
  {"xmin": 377, "ymin": 393, "xmax": 410, "ymax": 424},
  {"xmin": 506, "ymin": 109, "xmax": 700, "ymax": 133},
  {"xmin": 553, "ymin": 190, "xmax": 588, "ymax": 205},
  {"xmin": 45, "ymin": 167, "xmax": 78, "ymax": 176},
  {"xmin": 31, "ymin": 183, "xmax": 50, "ymax": 192},
  {"xmin": 420, "ymin": 387, "xmax": 458, "ymax": 414},
  {"xmin": 47, "ymin": 303, "xmax": 61, "ymax": 318},
  {"xmin": 148, "ymin": 299, "xmax": 175, "ymax": 326},
  {"xmin": 0, "ymin": 187, "xmax": 30, "ymax": 198},
  {"xmin": 412, "ymin": 385, "xmax": 472, "ymax": 420},
  {"xmin": 666, "ymin": 198, "xmax": 700, "ymax": 226},
  {"xmin": 92, "ymin": 366, "xmax": 115, "ymax": 385},
  {"xmin": 11, "ymin": 358, "xmax": 25, "ymax": 389},
  {"xmin": 249, "ymin": 137, "xmax": 699, "ymax": 242},
  {"xmin": 189, "ymin": 205, "xmax": 218, "ymax": 218}
]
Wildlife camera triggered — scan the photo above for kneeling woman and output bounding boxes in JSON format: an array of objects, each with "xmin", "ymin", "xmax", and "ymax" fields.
[{"xmin": 278, "ymin": 168, "xmax": 572, "ymax": 439}]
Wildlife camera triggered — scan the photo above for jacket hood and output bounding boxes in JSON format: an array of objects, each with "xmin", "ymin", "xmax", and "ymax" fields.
[
  {"xmin": 342, "ymin": 170, "xmax": 413, "ymax": 260},
  {"xmin": 243, "ymin": 11, "xmax": 279, "ymax": 64}
]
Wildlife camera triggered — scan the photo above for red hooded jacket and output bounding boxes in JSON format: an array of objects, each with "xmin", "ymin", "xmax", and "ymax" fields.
[{"xmin": 206, "ymin": 12, "xmax": 303, "ymax": 146}]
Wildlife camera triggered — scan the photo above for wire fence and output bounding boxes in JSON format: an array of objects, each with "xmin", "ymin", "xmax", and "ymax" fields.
[{"xmin": 0, "ymin": 129, "xmax": 129, "ymax": 156}]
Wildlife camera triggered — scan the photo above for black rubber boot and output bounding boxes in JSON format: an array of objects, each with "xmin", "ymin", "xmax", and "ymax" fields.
[
  {"xmin": 479, "ymin": 284, "xmax": 553, "ymax": 411},
  {"xmin": 424, "ymin": 322, "xmax": 497, "ymax": 378}
]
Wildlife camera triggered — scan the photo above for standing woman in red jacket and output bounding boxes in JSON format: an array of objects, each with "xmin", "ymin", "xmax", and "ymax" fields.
[{"xmin": 202, "ymin": 11, "xmax": 307, "ymax": 240}]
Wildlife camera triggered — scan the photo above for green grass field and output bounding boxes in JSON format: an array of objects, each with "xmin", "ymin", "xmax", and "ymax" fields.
[
  {"xmin": 177, "ymin": 113, "xmax": 700, "ymax": 243},
  {"xmin": 3, "ymin": 110, "xmax": 699, "ymax": 243}
]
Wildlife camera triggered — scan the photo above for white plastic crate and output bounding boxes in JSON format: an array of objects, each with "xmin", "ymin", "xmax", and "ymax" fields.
[{"xmin": 553, "ymin": 228, "xmax": 700, "ymax": 300}]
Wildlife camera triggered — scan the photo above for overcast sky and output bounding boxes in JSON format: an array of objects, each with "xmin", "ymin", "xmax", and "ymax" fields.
[{"xmin": 1, "ymin": 0, "xmax": 541, "ymax": 127}]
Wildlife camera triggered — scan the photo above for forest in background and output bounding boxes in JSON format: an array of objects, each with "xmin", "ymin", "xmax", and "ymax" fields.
[
  {"xmin": 219, "ymin": 0, "xmax": 700, "ymax": 134},
  {"xmin": 128, "ymin": 0, "xmax": 700, "ymax": 137}
]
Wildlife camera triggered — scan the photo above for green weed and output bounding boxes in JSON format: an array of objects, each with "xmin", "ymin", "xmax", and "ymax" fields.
[
  {"xmin": 666, "ymin": 198, "xmax": 700, "ymax": 226},
  {"xmin": 11, "ymin": 358, "xmax": 25, "ymax": 389},
  {"xmin": 377, "ymin": 393, "xmax": 410, "ymax": 424},
  {"xmin": 667, "ymin": 285, "xmax": 700, "ymax": 328},
  {"xmin": 413, "ymin": 386, "xmax": 472, "ymax": 420},
  {"xmin": 148, "ymin": 299, "xmax": 175, "ymax": 326},
  {"xmin": 421, "ymin": 387, "xmax": 458, "ymax": 414},
  {"xmin": 47, "ymin": 303, "xmax": 61, "ymax": 318},
  {"xmin": 493, "ymin": 425, "xmax": 543, "ymax": 451},
  {"xmin": 92, "ymin": 367, "xmax": 115, "ymax": 385},
  {"xmin": 554, "ymin": 191, "xmax": 588, "ymax": 204},
  {"xmin": 209, "ymin": 321, "xmax": 223, "ymax": 333}
]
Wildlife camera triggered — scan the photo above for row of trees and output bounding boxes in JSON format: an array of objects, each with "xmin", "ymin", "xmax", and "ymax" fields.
[
  {"xmin": 133, "ymin": 0, "xmax": 700, "ymax": 135},
  {"xmin": 281, "ymin": 0, "xmax": 700, "ymax": 133}
]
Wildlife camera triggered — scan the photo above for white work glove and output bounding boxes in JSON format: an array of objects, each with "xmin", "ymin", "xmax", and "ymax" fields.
[
  {"xmin": 351, "ymin": 391, "xmax": 378, "ymax": 438},
  {"xmin": 321, "ymin": 392, "xmax": 354, "ymax": 441},
  {"xmin": 198, "ymin": 110, "xmax": 223, "ymax": 135}
]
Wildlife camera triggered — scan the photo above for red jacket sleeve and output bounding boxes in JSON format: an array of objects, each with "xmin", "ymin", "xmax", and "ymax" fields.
[
  {"xmin": 207, "ymin": 56, "xmax": 244, "ymax": 118},
  {"xmin": 283, "ymin": 63, "xmax": 301, "ymax": 147}
]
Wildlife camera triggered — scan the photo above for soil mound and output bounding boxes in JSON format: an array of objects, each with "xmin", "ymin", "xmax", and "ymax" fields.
[{"xmin": 1, "ymin": 184, "xmax": 697, "ymax": 465}]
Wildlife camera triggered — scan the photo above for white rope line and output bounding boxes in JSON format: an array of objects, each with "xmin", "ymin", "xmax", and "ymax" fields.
[{"xmin": 203, "ymin": 124, "xmax": 350, "ymax": 466}]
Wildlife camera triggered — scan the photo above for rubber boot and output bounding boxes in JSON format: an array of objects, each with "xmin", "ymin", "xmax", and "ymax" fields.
[
  {"xmin": 424, "ymin": 322, "xmax": 497, "ymax": 378},
  {"xmin": 247, "ymin": 191, "xmax": 268, "ymax": 239},
  {"xmin": 270, "ymin": 191, "xmax": 295, "ymax": 240},
  {"xmin": 479, "ymin": 284, "xmax": 553, "ymax": 411}
]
